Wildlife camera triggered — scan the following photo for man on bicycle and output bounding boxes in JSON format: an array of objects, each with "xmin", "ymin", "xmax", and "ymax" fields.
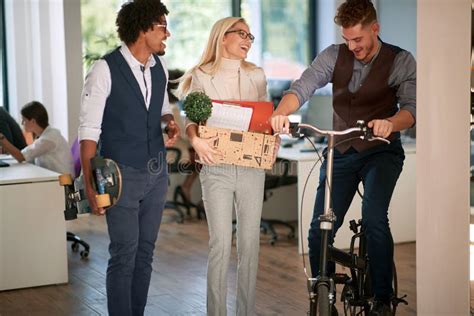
[{"xmin": 270, "ymin": 0, "xmax": 416, "ymax": 315}]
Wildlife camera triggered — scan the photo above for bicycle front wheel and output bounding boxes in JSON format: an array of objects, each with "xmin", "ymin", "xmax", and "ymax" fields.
[{"xmin": 317, "ymin": 283, "xmax": 330, "ymax": 316}]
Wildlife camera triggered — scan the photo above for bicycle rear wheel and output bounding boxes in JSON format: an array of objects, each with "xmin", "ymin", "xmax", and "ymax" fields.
[
  {"xmin": 341, "ymin": 283, "xmax": 370, "ymax": 316},
  {"xmin": 342, "ymin": 261, "xmax": 398, "ymax": 316}
]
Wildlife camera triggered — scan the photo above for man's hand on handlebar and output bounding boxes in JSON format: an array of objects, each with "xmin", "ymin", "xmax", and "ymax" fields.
[
  {"xmin": 271, "ymin": 115, "xmax": 290, "ymax": 134},
  {"xmin": 367, "ymin": 119, "xmax": 393, "ymax": 138}
]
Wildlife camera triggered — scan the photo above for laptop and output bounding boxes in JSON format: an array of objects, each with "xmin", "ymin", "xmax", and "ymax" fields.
[{"xmin": 0, "ymin": 159, "xmax": 10, "ymax": 167}]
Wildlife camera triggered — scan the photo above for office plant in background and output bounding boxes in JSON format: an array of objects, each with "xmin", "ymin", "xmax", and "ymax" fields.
[{"xmin": 81, "ymin": 0, "xmax": 121, "ymax": 73}]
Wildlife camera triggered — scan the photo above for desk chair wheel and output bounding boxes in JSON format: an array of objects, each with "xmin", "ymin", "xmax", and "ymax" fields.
[
  {"xmin": 67, "ymin": 232, "xmax": 90, "ymax": 259},
  {"xmin": 59, "ymin": 174, "xmax": 73, "ymax": 186},
  {"xmin": 71, "ymin": 242, "xmax": 79, "ymax": 252},
  {"xmin": 96, "ymin": 193, "xmax": 111, "ymax": 208}
]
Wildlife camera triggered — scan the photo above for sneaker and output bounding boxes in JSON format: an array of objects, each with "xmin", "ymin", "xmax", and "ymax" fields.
[{"xmin": 369, "ymin": 301, "xmax": 392, "ymax": 316}]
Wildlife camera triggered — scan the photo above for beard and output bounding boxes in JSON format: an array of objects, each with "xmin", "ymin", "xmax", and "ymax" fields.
[{"xmin": 360, "ymin": 39, "xmax": 378, "ymax": 63}]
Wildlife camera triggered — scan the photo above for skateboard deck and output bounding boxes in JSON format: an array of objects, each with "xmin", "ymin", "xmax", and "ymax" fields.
[{"xmin": 59, "ymin": 156, "xmax": 122, "ymax": 220}]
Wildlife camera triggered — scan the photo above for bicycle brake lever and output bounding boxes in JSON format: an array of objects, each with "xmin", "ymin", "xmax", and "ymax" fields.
[
  {"xmin": 356, "ymin": 120, "xmax": 373, "ymax": 140},
  {"xmin": 373, "ymin": 137, "xmax": 390, "ymax": 144},
  {"xmin": 360, "ymin": 135, "xmax": 391, "ymax": 144},
  {"xmin": 357, "ymin": 120, "xmax": 390, "ymax": 144},
  {"xmin": 289, "ymin": 122, "xmax": 301, "ymax": 137}
]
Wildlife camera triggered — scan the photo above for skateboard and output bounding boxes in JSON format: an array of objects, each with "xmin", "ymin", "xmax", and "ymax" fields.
[{"xmin": 59, "ymin": 156, "xmax": 122, "ymax": 220}]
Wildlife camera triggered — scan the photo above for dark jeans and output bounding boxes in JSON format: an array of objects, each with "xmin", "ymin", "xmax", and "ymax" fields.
[
  {"xmin": 308, "ymin": 140, "xmax": 404, "ymax": 301},
  {"xmin": 105, "ymin": 163, "xmax": 168, "ymax": 316}
]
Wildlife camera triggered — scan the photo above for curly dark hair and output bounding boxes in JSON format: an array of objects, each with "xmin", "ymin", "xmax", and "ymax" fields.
[
  {"xmin": 334, "ymin": 0, "xmax": 377, "ymax": 28},
  {"xmin": 116, "ymin": 0, "xmax": 169, "ymax": 45},
  {"xmin": 21, "ymin": 101, "xmax": 49, "ymax": 129}
]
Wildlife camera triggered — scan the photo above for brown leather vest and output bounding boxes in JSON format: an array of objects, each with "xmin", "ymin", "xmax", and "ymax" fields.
[{"xmin": 332, "ymin": 41, "xmax": 401, "ymax": 153}]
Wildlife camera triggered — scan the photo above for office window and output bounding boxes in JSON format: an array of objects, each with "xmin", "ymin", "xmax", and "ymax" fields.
[
  {"xmin": 162, "ymin": 0, "xmax": 232, "ymax": 72},
  {"xmin": 241, "ymin": 0, "xmax": 309, "ymax": 80},
  {"xmin": 81, "ymin": 0, "xmax": 122, "ymax": 74}
]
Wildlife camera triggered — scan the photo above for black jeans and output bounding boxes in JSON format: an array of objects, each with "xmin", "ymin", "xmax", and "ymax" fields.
[{"xmin": 308, "ymin": 140, "xmax": 405, "ymax": 301}]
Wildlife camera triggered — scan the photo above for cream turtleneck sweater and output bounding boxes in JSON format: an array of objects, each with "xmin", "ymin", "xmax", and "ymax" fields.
[{"xmin": 219, "ymin": 58, "xmax": 242, "ymax": 100}]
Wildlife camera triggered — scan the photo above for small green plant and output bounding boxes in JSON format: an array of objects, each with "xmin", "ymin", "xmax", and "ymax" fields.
[{"xmin": 183, "ymin": 91, "xmax": 213, "ymax": 124}]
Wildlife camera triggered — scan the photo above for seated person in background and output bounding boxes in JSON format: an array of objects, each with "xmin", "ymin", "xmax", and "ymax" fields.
[
  {"xmin": 168, "ymin": 69, "xmax": 199, "ymax": 203},
  {"xmin": 0, "ymin": 106, "xmax": 27, "ymax": 150},
  {"xmin": 0, "ymin": 101, "xmax": 74, "ymax": 175}
]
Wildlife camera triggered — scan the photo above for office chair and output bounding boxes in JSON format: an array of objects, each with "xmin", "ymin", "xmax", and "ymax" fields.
[
  {"xmin": 260, "ymin": 158, "xmax": 297, "ymax": 245},
  {"xmin": 165, "ymin": 147, "xmax": 204, "ymax": 223},
  {"xmin": 66, "ymin": 138, "xmax": 90, "ymax": 259}
]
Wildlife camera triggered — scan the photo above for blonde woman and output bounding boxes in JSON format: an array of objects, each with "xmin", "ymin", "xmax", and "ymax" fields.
[{"xmin": 177, "ymin": 17, "xmax": 268, "ymax": 315}]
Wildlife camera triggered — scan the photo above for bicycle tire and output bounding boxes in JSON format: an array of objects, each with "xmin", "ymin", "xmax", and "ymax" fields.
[
  {"xmin": 342, "ymin": 260, "xmax": 398, "ymax": 316},
  {"xmin": 342, "ymin": 283, "xmax": 370, "ymax": 316},
  {"xmin": 317, "ymin": 283, "xmax": 330, "ymax": 316},
  {"xmin": 392, "ymin": 261, "xmax": 399, "ymax": 315}
]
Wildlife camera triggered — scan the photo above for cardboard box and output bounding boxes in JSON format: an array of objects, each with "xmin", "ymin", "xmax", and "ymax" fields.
[{"xmin": 198, "ymin": 125, "xmax": 277, "ymax": 170}]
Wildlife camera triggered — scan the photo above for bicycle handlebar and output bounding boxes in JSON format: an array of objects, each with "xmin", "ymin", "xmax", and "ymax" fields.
[{"xmin": 288, "ymin": 120, "xmax": 390, "ymax": 144}]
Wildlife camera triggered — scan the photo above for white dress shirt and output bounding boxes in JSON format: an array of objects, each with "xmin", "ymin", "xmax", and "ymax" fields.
[
  {"xmin": 78, "ymin": 44, "xmax": 172, "ymax": 142},
  {"xmin": 21, "ymin": 126, "xmax": 75, "ymax": 175}
]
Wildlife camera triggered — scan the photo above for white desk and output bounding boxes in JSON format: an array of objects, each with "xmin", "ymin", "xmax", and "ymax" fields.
[
  {"xmin": 278, "ymin": 142, "xmax": 416, "ymax": 253},
  {"xmin": 0, "ymin": 158, "xmax": 68, "ymax": 290}
]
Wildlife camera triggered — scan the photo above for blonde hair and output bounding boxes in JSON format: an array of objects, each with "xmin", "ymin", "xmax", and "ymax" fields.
[{"xmin": 176, "ymin": 17, "xmax": 257, "ymax": 98}]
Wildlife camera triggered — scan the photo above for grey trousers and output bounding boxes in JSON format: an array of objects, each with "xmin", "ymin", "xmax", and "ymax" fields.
[{"xmin": 200, "ymin": 164, "xmax": 265, "ymax": 316}]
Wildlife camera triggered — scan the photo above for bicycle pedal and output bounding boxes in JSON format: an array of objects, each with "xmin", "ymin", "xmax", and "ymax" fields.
[{"xmin": 332, "ymin": 273, "xmax": 350, "ymax": 284}]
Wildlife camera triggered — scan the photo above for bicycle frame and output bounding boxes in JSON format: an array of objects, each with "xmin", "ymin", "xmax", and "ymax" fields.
[
  {"xmin": 289, "ymin": 121, "xmax": 389, "ymax": 316},
  {"xmin": 329, "ymin": 220, "xmax": 370, "ymax": 308}
]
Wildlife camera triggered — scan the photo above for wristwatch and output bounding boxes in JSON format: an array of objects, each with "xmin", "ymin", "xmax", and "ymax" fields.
[{"xmin": 0, "ymin": 134, "xmax": 4, "ymax": 140}]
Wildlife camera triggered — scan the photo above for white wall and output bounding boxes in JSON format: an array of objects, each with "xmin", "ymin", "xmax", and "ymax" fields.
[
  {"xmin": 417, "ymin": 0, "xmax": 471, "ymax": 314},
  {"xmin": 63, "ymin": 0, "xmax": 83, "ymax": 143},
  {"xmin": 378, "ymin": 0, "xmax": 417, "ymax": 57}
]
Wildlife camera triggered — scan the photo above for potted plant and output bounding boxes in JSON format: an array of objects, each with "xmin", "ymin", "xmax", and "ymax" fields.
[{"xmin": 183, "ymin": 91, "xmax": 213, "ymax": 124}]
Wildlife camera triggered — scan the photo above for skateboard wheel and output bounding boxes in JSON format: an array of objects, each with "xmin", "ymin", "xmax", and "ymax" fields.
[
  {"xmin": 58, "ymin": 174, "xmax": 73, "ymax": 186},
  {"xmin": 96, "ymin": 193, "xmax": 111, "ymax": 208}
]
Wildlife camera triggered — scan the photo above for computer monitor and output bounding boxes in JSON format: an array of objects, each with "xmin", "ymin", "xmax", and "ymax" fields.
[
  {"xmin": 267, "ymin": 79, "xmax": 292, "ymax": 108},
  {"xmin": 0, "ymin": 159, "xmax": 9, "ymax": 167},
  {"xmin": 299, "ymin": 95, "xmax": 333, "ymax": 143},
  {"xmin": 301, "ymin": 95, "xmax": 333, "ymax": 129}
]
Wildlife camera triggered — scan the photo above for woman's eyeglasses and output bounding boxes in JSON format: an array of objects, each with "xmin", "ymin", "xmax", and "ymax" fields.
[{"xmin": 225, "ymin": 29, "xmax": 255, "ymax": 43}]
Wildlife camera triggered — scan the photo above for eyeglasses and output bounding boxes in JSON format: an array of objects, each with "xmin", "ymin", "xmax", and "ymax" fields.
[
  {"xmin": 225, "ymin": 29, "xmax": 255, "ymax": 43},
  {"xmin": 153, "ymin": 23, "xmax": 168, "ymax": 33}
]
